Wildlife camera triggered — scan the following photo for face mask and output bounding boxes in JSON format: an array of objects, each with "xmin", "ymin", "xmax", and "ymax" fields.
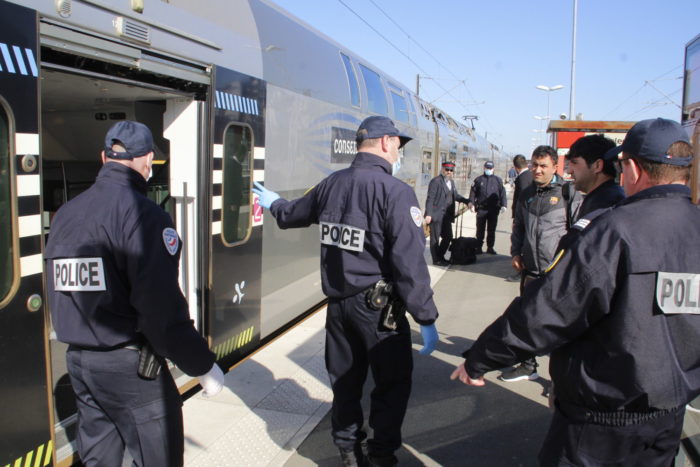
[
  {"xmin": 484, "ymin": 169, "xmax": 493, "ymax": 176},
  {"xmin": 392, "ymin": 158, "xmax": 402, "ymax": 176},
  {"xmin": 148, "ymin": 167, "xmax": 153, "ymax": 181}
]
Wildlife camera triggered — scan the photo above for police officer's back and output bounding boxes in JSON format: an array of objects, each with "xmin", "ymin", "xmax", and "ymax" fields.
[
  {"xmin": 452, "ymin": 118, "xmax": 700, "ymax": 466},
  {"xmin": 254, "ymin": 116, "xmax": 439, "ymax": 467},
  {"xmin": 46, "ymin": 121, "xmax": 224, "ymax": 467}
]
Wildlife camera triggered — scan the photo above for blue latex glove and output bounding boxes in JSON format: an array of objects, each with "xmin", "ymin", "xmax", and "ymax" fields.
[
  {"xmin": 419, "ymin": 323, "xmax": 438, "ymax": 355},
  {"xmin": 252, "ymin": 181, "xmax": 280, "ymax": 209}
]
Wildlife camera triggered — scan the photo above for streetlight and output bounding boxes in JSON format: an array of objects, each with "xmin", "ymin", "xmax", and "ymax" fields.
[{"xmin": 535, "ymin": 84, "xmax": 564, "ymax": 120}]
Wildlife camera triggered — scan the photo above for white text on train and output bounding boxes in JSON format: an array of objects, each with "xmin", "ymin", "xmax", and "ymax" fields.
[{"xmin": 320, "ymin": 222, "xmax": 365, "ymax": 252}]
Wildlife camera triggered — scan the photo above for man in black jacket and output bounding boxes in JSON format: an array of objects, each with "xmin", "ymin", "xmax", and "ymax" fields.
[
  {"xmin": 425, "ymin": 161, "xmax": 469, "ymax": 265},
  {"xmin": 511, "ymin": 154, "xmax": 532, "ymax": 219},
  {"xmin": 469, "ymin": 161, "xmax": 507, "ymax": 254},
  {"xmin": 566, "ymin": 134, "xmax": 625, "ymax": 218},
  {"xmin": 452, "ymin": 118, "xmax": 699, "ymax": 466}
]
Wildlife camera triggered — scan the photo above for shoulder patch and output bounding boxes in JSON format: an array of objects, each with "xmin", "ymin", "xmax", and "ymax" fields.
[
  {"xmin": 572, "ymin": 218, "xmax": 591, "ymax": 230},
  {"xmin": 410, "ymin": 206, "xmax": 423, "ymax": 227},
  {"xmin": 162, "ymin": 227, "xmax": 179, "ymax": 256}
]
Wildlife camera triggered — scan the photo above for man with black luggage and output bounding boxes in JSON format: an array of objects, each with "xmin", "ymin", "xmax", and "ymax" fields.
[{"xmin": 425, "ymin": 161, "xmax": 469, "ymax": 265}]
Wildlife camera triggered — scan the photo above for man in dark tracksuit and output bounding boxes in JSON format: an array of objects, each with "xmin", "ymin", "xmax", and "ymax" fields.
[
  {"xmin": 566, "ymin": 134, "xmax": 625, "ymax": 219},
  {"xmin": 253, "ymin": 116, "xmax": 439, "ymax": 467},
  {"xmin": 505, "ymin": 145, "xmax": 581, "ymax": 382},
  {"xmin": 469, "ymin": 161, "xmax": 507, "ymax": 254},
  {"xmin": 424, "ymin": 161, "xmax": 469, "ymax": 265},
  {"xmin": 45, "ymin": 121, "xmax": 224, "ymax": 467},
  {"xmin": 452, "ymin": 118, "xmax": 699, "ymax": 466}
]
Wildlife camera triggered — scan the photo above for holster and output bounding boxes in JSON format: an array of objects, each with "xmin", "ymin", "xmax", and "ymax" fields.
[
  {"xmin": 365, "ymin": 280, "xmax": 406, "ymax": 331},
  {"xmin": 137, "ymin": 343, "xmax": 162, "ymax": 380}
]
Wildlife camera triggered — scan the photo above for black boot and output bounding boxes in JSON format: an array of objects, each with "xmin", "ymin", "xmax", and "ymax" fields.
[
  {"xmin": 367, "ymin": 453, "xmax": 398, "ymax": 467},
  {"xmin": 340, "ymin": 445, "xmax": 367, "ymax": 467}
]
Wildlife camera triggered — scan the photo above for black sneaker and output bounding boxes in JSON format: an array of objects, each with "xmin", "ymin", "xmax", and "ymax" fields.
[
  {"xmin": 486, "ymin": 247, "xmax": 497, "ymax": 255},
  {"xmin": 433, "ymin": 259, "xmax": 450, "ymax": 266},
  {"xmin": 499, "ymin": 365, "xmax": 538, "ymax": 382},
  {"xmin": 367, "ymin": 453, "xmax": 398, "ymax": 467},
  {"xmin": 340, "ymin": 446, "xmax": 367, "ymax": 467}
]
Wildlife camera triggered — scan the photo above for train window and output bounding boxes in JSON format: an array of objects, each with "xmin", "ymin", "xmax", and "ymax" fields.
[
  {"xmin": 388, "ymin": 83, "xmax": 409, "ymax": 124},
  {"xmin": 221, "ymin": 124, "xmax": 253, "ymax": 246},
  {"xmin": 0, "ymin": 105, "xmax": 14, "ymax": 304},
  {"xmin": 341, "ymin": 54, "xmax": 360, "ymax": 108},
  {"xmin": 359, "ymin": 64, "xmax": 388, "ymax": 116}
]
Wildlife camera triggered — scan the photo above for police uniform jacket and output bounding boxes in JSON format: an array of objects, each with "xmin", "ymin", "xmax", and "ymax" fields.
[
  {"xmin": 424, "ymin": 174, "xmax": 468, "ymax": 222},
  {"xmin": 469, "ymin": 174, "xmax": 506, "ymax": 212},
  {"xmin": 510, "ymin": 175, "xmax": 581, "ymax": 275},
  {"xmin": 45, "ymin": 162, "xmax": 215, "ymax": 376},
  {"xmin": 466, "ymin": 185, "xmax": 700, "ymax": 412},
  {"xmin": 577, "ymin": 178, "xmax": 625, "ymax": 220},
  {"xmin": 269, "ymin": 152, "xmax": 438, "ymax": 325}
]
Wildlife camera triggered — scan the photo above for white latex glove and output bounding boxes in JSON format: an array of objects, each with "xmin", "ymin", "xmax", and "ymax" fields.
[
  {"xmin": 469, "ymin": 204, "xmax": 476, "ymax": 213},
  {"xmin": 500, "ymin": 206, "xmax": 506, "ymax": 213},
  {"xmin": 198, "ymin": 363, "xmax": 224, "ymax": 397}
]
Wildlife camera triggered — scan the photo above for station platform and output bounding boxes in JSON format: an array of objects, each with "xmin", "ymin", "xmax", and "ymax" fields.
[
  {"xmin": 180, "ymin": 196, "xmax": 700, "ymax": 466},
  {"xmin": 181, "ymin": 203, "xmax": 556, "ymax": 466}
]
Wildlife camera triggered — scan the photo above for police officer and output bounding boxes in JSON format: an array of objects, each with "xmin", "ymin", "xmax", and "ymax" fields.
[
  {"xmin": 565, "ymin": 134, "xmax": 625, "ymax": 219},
  {"xmin": 46, "ymin": 121, "xmax": 224, "ymax": 467},
  {"xmin": 451, "ymin": 118, "xmax": 700, "ymax": 466},
  {"xmin": 253, "ymin": 116, "xmax": 439, "ymax": 467},
  {"xmin": 469, "ymin": 161, "xmax": 507, "ymax": 254},
  {"xmin": 424, "ymin": 161, "xmax": 469, "ymax": 265}
]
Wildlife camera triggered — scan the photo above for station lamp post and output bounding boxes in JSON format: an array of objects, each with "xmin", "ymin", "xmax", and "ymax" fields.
[{"xmin": 535, "ymin": 84, "xmax": 564, "ymax": 121}]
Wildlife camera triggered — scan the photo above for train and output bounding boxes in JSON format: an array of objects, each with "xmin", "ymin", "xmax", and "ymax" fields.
[{"xmin": 0, "ymin": 0, "xmax": 508, "ymax": 465}]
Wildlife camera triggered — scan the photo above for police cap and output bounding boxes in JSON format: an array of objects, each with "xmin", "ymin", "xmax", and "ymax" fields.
[
  {"xmin": 484, "ymin": 161, "xmax": 494, "ymax": 169},
  {"xmin": 605, "ymin": 118, "xmax": 691, "ymax": 166},
  {"xmin": 356, "ymin": 116, "xmax": 412, "ymax": 148},
  {"xmin": 104, "ymin": 120, "xmax": 154, "ymax": 160}
]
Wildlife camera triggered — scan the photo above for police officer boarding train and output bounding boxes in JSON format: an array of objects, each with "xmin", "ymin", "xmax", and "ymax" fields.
[
  {"xmin": 45, "ymin": 121, "xmax": 225, "ymax": 467},
  {"xmin": 452, "ymin": 118, "xmax": 700, "ymax": 466},
  {"xmin": 253, "ymin": 116, "xmax": 439, "ymax": 467}
]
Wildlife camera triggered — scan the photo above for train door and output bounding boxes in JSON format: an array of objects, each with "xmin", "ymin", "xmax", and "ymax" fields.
[
  {"xmin": 0, "ymin": 2, "xmax": 55, "ymax": 466},
  {"xmin": 207, "ymin": 66, "xmax": 266, "ymax": 367}
]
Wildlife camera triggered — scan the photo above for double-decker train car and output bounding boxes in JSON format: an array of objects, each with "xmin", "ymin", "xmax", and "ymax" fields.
[{"xmin": 0, "ymin": 0, "xmax": 507, "ymax": 465}]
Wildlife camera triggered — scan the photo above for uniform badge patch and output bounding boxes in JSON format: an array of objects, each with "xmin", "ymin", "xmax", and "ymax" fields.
[
  {"xmin": 410, "ymin": 206, "xmax": 423, "ymax": 227},
  {"xmin": 573, "ymin": 218, "xmax": 591, "ymax": 230},
  {"xmin": 162, "ymin": 228, "xmax": 179, "ymax": 256},
  {"xmin": 549, "ymin": 196, "xmax": 559, "ymax": 205}
]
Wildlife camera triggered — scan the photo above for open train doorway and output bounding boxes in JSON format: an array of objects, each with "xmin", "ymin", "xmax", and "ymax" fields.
[{"xmin": 40, "ymin": 66, "xmax": 204, "ymax": 464}]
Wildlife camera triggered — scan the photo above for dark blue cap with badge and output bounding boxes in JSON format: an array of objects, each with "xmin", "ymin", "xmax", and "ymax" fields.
[
  {"xmin": 605, "ymin": 118, "xmax": 691, "ymax": 166},
  {"xmin": 104, "ymin": 120, "xmax": 154, "ymax": 160},
  {"xmin": 484, "ymin": 161, "xmax": 494, "ymax": 169},
  {"xmin": 356, "ymin": 116, "xmax": 412, "ymax": 148}
]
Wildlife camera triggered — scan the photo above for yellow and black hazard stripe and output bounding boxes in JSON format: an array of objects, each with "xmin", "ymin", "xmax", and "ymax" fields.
[
  {"xmin": 213, "ymin": 326, "xmax": 255, "ymax": 360},
  {"xmin": 4, "ymin": 440, "xmax": 52, "ymax": 467}
]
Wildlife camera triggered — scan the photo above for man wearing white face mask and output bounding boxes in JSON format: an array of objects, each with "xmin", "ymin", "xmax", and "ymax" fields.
[
  {"xmin": 45, "ymin": 121, "xmax": 223, "ymax": 467},
  {"xmin": 253, "ymin": 116, "xmax": 439, "ymax": 467},
  {"xmin": 468, "ymin": 161, "xmax": 507, "ymax": 254}
]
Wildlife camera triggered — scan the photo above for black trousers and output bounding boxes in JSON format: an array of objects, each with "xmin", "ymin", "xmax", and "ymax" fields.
[
  {"xmin": 66, "ymin": 347, "xmax": 184, "ymax": 467},
  {"xmin": 429, "ymin": 215, "xmax": 453, "ymax": 261},
  {"xmin": 475, "ymin": 208, "xmax": 499, "ymax": 249},
  {"xmin": 325, "ymin": 292, "xmax": 413, "ymax": 456},
  {"xmin": 539, "ymin": 403, "xmax": 684, "ymax": 467}
]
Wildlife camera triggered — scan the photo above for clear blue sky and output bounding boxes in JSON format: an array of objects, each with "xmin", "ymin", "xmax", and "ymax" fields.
[{"xmin": 271, "ymin": 0, "xmax": 699, "ymax": 155}]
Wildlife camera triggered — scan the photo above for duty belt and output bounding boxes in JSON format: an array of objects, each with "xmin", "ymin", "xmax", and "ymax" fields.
[
  {"xmin": 68, "ymin": 341, "xmax": 142, "ymax": 352},
  {"xmin": 557, "ymin": 400, "xmax": 682, "ymax": 427}
]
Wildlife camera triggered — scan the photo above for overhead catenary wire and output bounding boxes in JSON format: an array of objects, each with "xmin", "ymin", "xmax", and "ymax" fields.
[{"xmin": 337, "ymin": 0, "xmax": 495, "ymax": 136}]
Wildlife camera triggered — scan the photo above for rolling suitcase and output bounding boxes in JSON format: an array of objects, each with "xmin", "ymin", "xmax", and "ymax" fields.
[{"xmin": 450, "ymin": 202, "xmax": 479, "ymax": 265}]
